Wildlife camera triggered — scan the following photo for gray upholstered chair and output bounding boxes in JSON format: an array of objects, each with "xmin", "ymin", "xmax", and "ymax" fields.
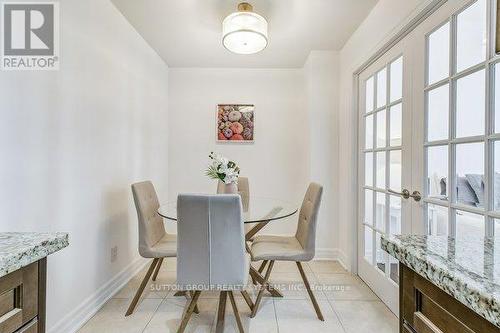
[
  {"xmin": 217, "ymin": 177, "xmax": 258, "ymax": 284},
  {"xmin": 249, "ymin": 182, "xmax": 324, "ymax": 320},
  {"xmin": 176, "ymin": 194, "xmax": 252, "ymax": 333},
  {"xmin": 126, "ymin": 181, "xmax": 176, "ymax": 316}
]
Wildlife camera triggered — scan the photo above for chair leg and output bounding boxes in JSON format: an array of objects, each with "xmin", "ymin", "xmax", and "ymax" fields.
[
  {"xmin": 251, "ymin": 260, "xmax": 274, "ymax": 318},
  {"xmin": 296, "ymin": 261, "xmax": 324, "ymax": 321},
  {"xmin": 189, "ymin": 291, "xmax": 200, "ymax": 314},
  {"xmin": 250, "ymin": 274, "xmax": 257, "ymax": 285},
  {"xmin": 228, "ymin": 291, "xmax": 245, "ymax": 333},
  {"xmin": 177, "ymin": 290, "xmax": 201, "ymax": 333},
  {"xmin": 125, "ymin": 258, "xmax": 159, "ymax": 316},
  {"xmin": 215, "ymin": 291, "xmax": 228, "ymax": 333},
  {"xmin": 240, "ymin": 290, "xmax": 254, "ymax": 311},
  {"xmin": 152, "ymin": 258, "xmax": 163, "ymax": 281},
  {"xmin": 258, "ymin": 260, "xmax": 268, "ymax": 274}
]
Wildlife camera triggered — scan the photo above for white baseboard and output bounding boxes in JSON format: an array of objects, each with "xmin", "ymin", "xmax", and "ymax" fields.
[
  {"xmin": 314, "ymin": 248, "xmax": 349, "ymax": 271},
  {"xmin": 314, "ymin": 248, "xmax": 337, "ymax": 260},
  {"xmin": 48, "ymin": 257, "xmax": 149, "ymax": 333},
  {"xmin": 335, "ymin": 248, "xmax": 349, "ymax": 271}
]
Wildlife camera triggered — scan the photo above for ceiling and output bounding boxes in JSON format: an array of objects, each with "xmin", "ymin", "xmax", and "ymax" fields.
[{"xmin": 111, "ymin": 0, "xmax": 378, "ymax": 68}]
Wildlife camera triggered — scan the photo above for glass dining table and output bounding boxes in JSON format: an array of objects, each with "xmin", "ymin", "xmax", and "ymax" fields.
[
  {"xmin": 158, "ymin": 196, "xmax": 298, "ymax": 240},
  {"xmin": 157, "ymin": 196, "xmax": 299, "ymax": 298}
]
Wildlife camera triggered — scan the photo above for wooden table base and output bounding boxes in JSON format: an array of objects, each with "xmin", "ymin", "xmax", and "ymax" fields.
[
  {"xmin": 173, "ymin": 291, "xmax": 199, "ymax": 314},
  {"xmin": 245, "ymin": 220, "xmax": 283, "ymax": 298},
  {"xmin": 249, "ymin": 266, "xmax": 283, "ymax": 298}
]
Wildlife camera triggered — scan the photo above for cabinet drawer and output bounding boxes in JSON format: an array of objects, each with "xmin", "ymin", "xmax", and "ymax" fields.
[
  {"xmin": 419, "ymin": 294, "xmax": 474, "ymax": 333},
  {"xmin": 400, "ymin": 264, "xmax": 500, "ymax": 333},
  {"xmin": 403, "ymin": 322, "xmax": 416, "ymax": 333},
  {"xmin": 0, "ymin": 263, "xmax": 38, "ymax": 333},
  {"xmin": 0, "ymin": 290, "xmax": 15, "ymax": 318},
  {"xmin": 16, "ymin": 319, "xmax": 37, "ymax": 333},
  {"xmin": 414, "ymin": 311, "xmax": 445, "ymax": 333}
]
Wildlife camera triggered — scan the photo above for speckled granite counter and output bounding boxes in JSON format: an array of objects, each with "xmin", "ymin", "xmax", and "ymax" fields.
[
  {"xmin": 0, "ymin": 232, "xmax": 69, "ymax": 278},
  {"xmin": 382, "ymin": 234, "xmax": 500, "ymax": 328}
]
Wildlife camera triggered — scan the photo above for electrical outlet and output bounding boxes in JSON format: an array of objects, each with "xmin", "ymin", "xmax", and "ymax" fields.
[{"xmin": 111, "ymin": 246, "xmax": 118, "ymax": 263}]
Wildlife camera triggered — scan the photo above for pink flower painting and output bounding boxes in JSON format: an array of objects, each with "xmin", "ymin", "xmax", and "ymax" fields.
[{"xmin": 217, "ymin": 104, "xmax": 254, "ymax": 142}]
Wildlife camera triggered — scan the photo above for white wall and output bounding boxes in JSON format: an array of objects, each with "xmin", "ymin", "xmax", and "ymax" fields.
[
  {"xmin": 304, "ymin": 51, "xmax": 340, "ymax": 259},
  {"xmin": 168, "ymin": 65, "xmax": 339, "ymax": 255},
  {"xmin": 337, "ymin": 0, "xmax": 432, "ymax": 271},
  {"xmin": 0, "ymin": 0, "xmax": 169, "ymax": 332},
  {"xmin": 168, "ymin": 68, "xmax": 308, "ymax": 237}
]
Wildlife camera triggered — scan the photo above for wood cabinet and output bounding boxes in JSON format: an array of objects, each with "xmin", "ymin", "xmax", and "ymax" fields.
[
  {"xmin": 0, "ymin": 259, "xmax": 46, "ymax": 333},
  {"xmin": 400, "ymin": 264, "xmax": 499, "ymax": 333}
]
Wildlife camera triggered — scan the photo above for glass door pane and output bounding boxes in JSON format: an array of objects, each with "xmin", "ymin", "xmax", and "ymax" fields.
[
  {"xmin": 456, "ymin": 70, "xmax": 485, "ymax": 138},
  {"xmin": 427, "ymin": 22, "xmax": 450, "ymax": 85},
  {"xmin": 455, "ymin": 0, "xmax": 487, "ymax": 73},
  {"xmin": 418, "ymin": 0, "xmax": 492, "ymax": 243}
]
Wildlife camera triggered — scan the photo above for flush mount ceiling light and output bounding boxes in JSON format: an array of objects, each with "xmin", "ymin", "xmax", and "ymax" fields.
[{"xmin": 222, "ymin": 2, "xmax": 268, "ymax": 55}]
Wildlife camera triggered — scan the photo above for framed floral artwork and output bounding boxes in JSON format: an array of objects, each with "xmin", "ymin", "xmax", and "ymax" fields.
[{"xmin": 216, "ymin": 104, "xmax": 254, "ymax": 142}]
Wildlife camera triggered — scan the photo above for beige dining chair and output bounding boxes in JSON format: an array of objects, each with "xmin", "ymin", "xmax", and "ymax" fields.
[
  {"xmin": 249, "ymin": 182, "xmax": 324, "ymax": 321},
  {"xmin": 217, "ymin": 177, "xmax": 250, "ymax": 211},
  {"xmin": 176, "ymin": 194, "xmax": 252, "ymax": 333},
  {"xmin": 126, "ymin": 181, "xmax": 177, "ymax": 316},
  {"xmin": 217, "ymin": 177, "xmax": 251, "ymax": 236}
]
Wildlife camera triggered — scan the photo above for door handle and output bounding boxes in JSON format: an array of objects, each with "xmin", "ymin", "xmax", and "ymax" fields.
[
  {"xmin": 410, "ymin": 190, "xmax": 422, "ymax": 202},
  {"xmin": 388, "ymin": 189, "xmax": 411, "ymax": 199},
  {"xmin": 388, "ymin": 189, "xmax": 422, "ymax": 202}
]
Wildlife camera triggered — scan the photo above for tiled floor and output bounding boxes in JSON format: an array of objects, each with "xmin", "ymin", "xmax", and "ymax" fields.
[{"xmin": 78, "ymin": 259, "xmax": 398, "ymax": 333}]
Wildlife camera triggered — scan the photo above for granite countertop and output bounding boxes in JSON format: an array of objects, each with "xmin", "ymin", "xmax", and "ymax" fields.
[
  {"xmin": 382, "ymin": 234, "xmax": 500, "ymax": 328},
  {"xmin": 0, "ymin": 232, "xmax": 69, "ymax": 278}
]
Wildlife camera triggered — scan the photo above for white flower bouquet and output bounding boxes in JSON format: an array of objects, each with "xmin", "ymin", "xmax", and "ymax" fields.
[{"xmin": 205, "ymin": 152, "xmax": 240, "ymax": 184}]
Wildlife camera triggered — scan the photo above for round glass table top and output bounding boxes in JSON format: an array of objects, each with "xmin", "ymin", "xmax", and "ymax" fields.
[{"xmin": 158, "ymin": 196, "xmax": 298, "ymax": 224}]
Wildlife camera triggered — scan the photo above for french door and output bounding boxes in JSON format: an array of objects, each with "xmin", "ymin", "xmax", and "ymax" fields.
[
  {"xmin": 357, "ymin": 37, "xmax": 413, "ymax": 314},
  {"xmin": 357, "ymin": 0, "xmax": 497, "ymax": 315}
]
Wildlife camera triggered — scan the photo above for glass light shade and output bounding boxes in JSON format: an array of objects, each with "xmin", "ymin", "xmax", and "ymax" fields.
[{"xmin": 222, "ymin": 11, "xmax": 268, "ymax": 54}]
